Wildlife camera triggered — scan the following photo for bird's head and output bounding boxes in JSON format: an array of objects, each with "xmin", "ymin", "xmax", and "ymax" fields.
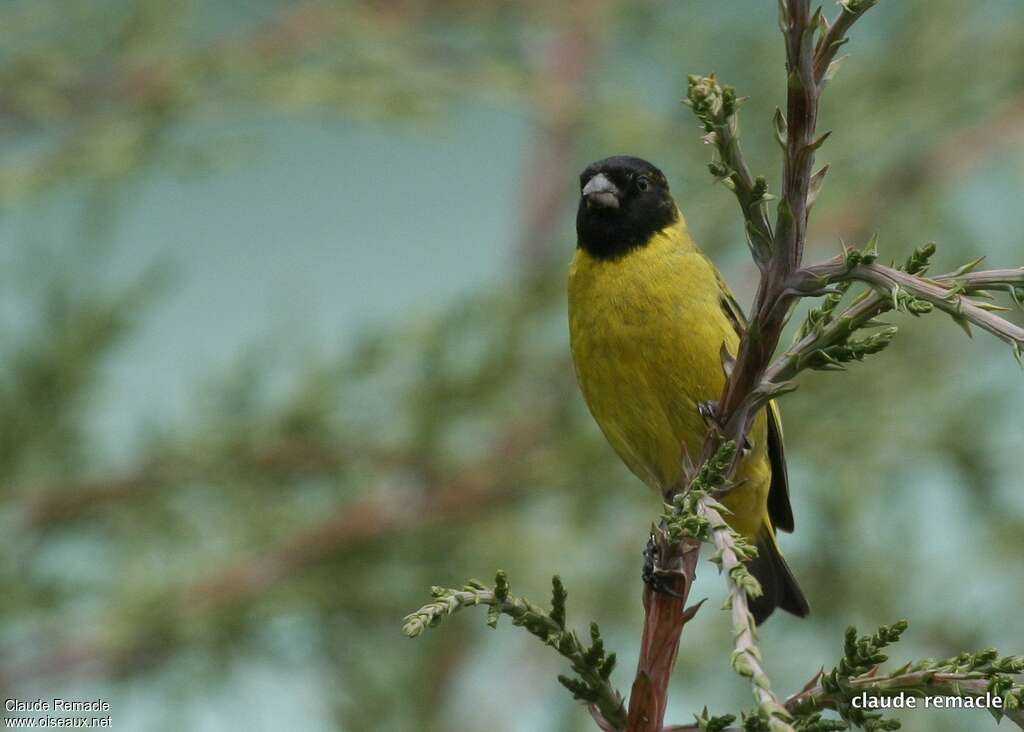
[{"xmin": 575, "ymin": 156, "xmax": 678, "ymax": 260}]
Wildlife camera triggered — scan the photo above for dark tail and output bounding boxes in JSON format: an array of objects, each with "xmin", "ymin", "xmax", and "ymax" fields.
[{"xmin": 746, "ymin": 527, "xmax": 810, "ymax": 625}]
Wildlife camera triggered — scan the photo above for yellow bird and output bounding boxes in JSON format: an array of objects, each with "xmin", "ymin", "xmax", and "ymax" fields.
[{"xmin": 568, "ymin": 155, "xmax": 808, "ymax": 624}]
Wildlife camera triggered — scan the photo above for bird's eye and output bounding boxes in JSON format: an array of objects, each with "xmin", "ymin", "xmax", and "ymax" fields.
[{"xmin": 636, "ymin": 176, "xmax": 650, "ymax": 192}]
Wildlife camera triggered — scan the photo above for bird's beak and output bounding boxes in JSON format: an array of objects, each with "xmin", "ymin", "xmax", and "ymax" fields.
[{"xmin": 582, "ymin": 173, "xmax": 620, "ymax": 209}]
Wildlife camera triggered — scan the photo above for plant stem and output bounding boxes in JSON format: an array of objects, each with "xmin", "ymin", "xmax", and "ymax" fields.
[
  {"xmin": 627, "ymin": 535, "xmax": 701, "ymax": 732},
  {"xmin": 644, "ymin": 2, "xmax": 879, "ymax": 729},
  {"xmin": 699, "ymin": 497, "xmax": 792, "ymax": 729},
  {"xmin": 795, "ymin": 259, "xmax": 1024, "ymax": 350},
  {"xmin": 787, "ymin": 669, "xmax": 1024, "ymax": 729}
]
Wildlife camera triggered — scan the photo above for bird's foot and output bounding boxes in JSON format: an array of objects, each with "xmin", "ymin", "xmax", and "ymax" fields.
[
  {"xmin": 642, "ymin": 532, "xmax": 688, "ymax": 599},
  {"xmin": 697, "ymin": 400, "xmax": 720, "ymax": 428},
  {"xmin": 697, "ymin": 400, "xmax": 751, "ymax": 454}
]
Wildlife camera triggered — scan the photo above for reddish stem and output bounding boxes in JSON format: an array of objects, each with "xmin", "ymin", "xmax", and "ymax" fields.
[{"xmin": 626, "ymin": 537, "xmax": 701, "ymax": 731}]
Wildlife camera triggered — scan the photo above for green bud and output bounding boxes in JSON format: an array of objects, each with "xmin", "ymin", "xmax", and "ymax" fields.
[
  {"xmin": 494, "ymin": 570, "xmax": 510, "ymax": 602},
  {"xmin": 902, "ymin": 242, "xmax": 937, "ymax": 274},
  {"xmin": 722, "ymin": 85, "xmax": 737, "ymax": 117},
  {"xmin": 906, "ymin": 297, "xmax": 933, "ymax": 315},
  {"xmin": 550, "ymin": 575, "xmax": 567, "ymax": 630}
]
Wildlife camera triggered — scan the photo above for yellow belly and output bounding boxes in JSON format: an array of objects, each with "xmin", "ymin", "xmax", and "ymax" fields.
[{"xmin": 567, "ymin": 221, "xmax": 769, "ymax": 539}]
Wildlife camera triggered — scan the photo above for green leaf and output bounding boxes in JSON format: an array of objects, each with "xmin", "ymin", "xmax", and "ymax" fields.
[
  {"xmin": 807, "ymin": 164, "xmax": 830, "ymax": 209},
  {"xmin": 773, "ymin": 107, "xmax": 788, "ymax": 149},
  {"xmin": 822, "ymin": 54, "xmax": 849, "ymax": 85}
]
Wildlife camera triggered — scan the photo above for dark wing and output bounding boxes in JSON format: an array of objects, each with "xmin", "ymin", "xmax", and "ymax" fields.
[
  {"xmin": 764, "ymin": 401, "xmax": 794, "ymax": 532},
  {"xmin": 714, "ymin": 272, "xmax": 795, "ymax": 533}
]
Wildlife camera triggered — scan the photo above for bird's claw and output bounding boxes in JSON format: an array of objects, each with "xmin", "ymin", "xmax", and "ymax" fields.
[
  {"xmin": 697, "ymin": 400, "xmax": 752, "ymax": 454},
  {"xmin": 697, "ymin": 400, "xmax": 719, "ymax": 427},
  {"xmin": 642, "ymin": 533, "xmax": 688, "ymax": 599}
]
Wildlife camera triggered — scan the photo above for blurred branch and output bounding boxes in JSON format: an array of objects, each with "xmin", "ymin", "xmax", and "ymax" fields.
[
  {"xmin": 0, "ymin": 2, "xmax": 343, "ymax": 197},
  {"xmin": 518, "ymin": 5, "xmax": 605, "ymax": 281},
  {"xmin": 0, "ymin": 272, "xmax": 161, "ymax": 481},
  {"xmin": 2, "ymin": 418, "xmax": 547, "ymax": 685},
  {"xmin": 0, "ymin": 0, "xmax": 533, "ymax": 199},
  {"xmin": 823, "ymin": 92, "xmax": 1024, "ymax": 239},
  {"xmin": 13, "ymin": 0, "xmax": 607, "ymax": 523},
  {"xmin": 0, "ymin": 2, "xmax": 392, "ymax": 129},
  {"xmin": 183, "ymin": 422, "xmax": 541, "ymax": 612},
  {"xmin": 16, "ymin": 438, "xmax": 407, "ymax": 529}
]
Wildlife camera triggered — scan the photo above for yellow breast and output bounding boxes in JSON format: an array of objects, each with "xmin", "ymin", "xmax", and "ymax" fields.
[{"xmin": 567, "ymin": 219, "xmax": 769, "ymax": 539}]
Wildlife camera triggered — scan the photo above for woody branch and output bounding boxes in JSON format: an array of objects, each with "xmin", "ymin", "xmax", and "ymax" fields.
[{"xmin": 625, "ymin": 3, "xmax": 879, "ymax": 731}]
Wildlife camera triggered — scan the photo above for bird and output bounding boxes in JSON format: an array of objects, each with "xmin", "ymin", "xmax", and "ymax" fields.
[{"xmin": 567, "ymin": 154, "xmax": 808, "ymax": 624}]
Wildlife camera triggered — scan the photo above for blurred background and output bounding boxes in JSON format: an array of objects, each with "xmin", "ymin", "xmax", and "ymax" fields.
[{"xmin": 1, "ymin": 1, "xmax": 1022, "ymax": 730}]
